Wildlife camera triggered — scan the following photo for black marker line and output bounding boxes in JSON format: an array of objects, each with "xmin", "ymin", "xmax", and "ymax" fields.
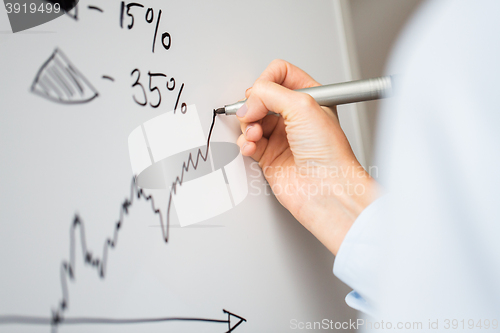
[
  {"xmin": 56, "ymin": 49, "xmax": 99, "ymax": 97},
  {"xmin": 63, "ymin": 64, "xmax": 84, "ymax": 94},
  {"xmin": 151, "ymin": 9, "xmax": 162, "ymax": 53},
  {"xmin": 36, "ymin": 76, "xmax": 53, "ymax": 96},
  {"xmin": 120, "ymin": 1, "xmax": 125, "ymax": 28},
  {"xmin": 174, "ymin": 82, "xmax": 185, "ymax": 112},
  {"xmin": 40, "ymin": 75, "xmax": 64, "ymax": 101},
  {"xmin": 31, "ymin": 51, "xmax": 57, "ymax": 90},
  {"xmin": 48, "ymin": 66, "xmax": 73, "ymax": 98},
  {"xmin": 51, "ymin": 65, "xmax": 75, "ymax": 96},
  {"xmin": 102, "ymin": 75, "xmax": 115, "ymax": 81},
  {"xmin": 0, "ymin": 315, "xmax": 225, "ymax": 325},
  {"xmin": 52, "ymin": 57, "xmax": 83, "ymax": 94},
  {"xmin": 87, "ymin": 5, "xmax": 103, "ymax": 12},
  {"xmin": 66, "ymin": 4, "xmax": 78, "ymax": 20},
  {"xmin": 30, "ymin": 92, "xmax": 99, "ymax": 105},
  {"xmin": 0, "ymin": 309, "xmax": 246, "ymax": 330},
  {"xmin": 32, "ymin": 79, "xmax": 54, "ymax": 100},
  {"xmin": 36, "ymin": 79, "xmax": 51, "ymax": 96},
  {"xmin": 125, "ymin": 3, "xmax": 144, "ymax": 29}
]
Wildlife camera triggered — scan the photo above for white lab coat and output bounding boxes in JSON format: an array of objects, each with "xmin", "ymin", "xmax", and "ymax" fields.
[{"xmin": 334, "ymin": 0, "xmax": 500, "ymax": 329}]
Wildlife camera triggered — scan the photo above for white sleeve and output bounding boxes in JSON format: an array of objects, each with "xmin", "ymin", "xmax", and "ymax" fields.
[
  {"xmin": 334, "ymin": 1, "xmax": 500, "ymax": 324},
  {"xmin": 333, "ymin": 195, "xmax": 390, "ymax": 317}
]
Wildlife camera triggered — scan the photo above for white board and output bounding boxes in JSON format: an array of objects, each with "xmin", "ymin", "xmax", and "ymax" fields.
[{"xmin": 0, "ymin": 0, "xmax": 361, "ymax": 331}]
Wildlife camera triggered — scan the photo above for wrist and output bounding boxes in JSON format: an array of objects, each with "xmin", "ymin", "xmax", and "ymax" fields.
[{"xmin": 294, "ymin": 170, "xmax": 379, "ymax": 255}]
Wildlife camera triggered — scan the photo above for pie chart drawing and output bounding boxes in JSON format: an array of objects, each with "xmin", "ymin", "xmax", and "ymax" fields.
[{"xmin": 30, "ymin": 48, "xmax": 98, "ymax": 104}]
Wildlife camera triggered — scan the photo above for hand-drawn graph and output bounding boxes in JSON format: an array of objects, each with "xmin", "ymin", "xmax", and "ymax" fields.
[
  {"xmin": 31, "ymin": 48, "xmax": 98, "ymax": 104},
  {"xmin": 0, "ymin": 111, "xmax": 247, "ymax": 332},
  {"xmin": 128, "ymin": 106, "xmax": 248, "ymax": 226}
]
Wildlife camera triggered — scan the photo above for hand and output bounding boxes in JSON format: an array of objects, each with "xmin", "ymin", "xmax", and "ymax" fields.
[{"xmin": 236, "ymin": 59, "xmax": 378, "ymax": 255}]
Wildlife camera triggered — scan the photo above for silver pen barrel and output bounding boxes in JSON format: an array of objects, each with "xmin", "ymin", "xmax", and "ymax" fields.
[{"xmin": 222, "ymin": 75, "xmax": 395, "ymax": 116}]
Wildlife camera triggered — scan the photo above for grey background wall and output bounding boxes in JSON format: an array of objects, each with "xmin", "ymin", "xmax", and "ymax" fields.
[{"xmin": 347, "ymin": 0, "xmax": 424, "ymax": 166}]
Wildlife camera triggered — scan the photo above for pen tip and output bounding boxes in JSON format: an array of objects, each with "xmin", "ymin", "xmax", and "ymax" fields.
[{"xmin": 214, "ymin": 108, "xmax": 225, "ymax": 115}]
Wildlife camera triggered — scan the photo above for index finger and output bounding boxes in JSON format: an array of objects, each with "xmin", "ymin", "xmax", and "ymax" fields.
[{"xmin": 240, "ymin": 79, "xmax": 324, "ymax": 124}]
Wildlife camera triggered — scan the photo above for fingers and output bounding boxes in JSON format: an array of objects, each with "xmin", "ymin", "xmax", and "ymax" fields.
[
  {"xmin": 258, "ymin": 117, "xmax": 290, "ymax": 167},
  {"xmin": 245, "ymin": 87, "xmax": 252, "ymax": 99},
  {"xmin": 237, "ymin": 134, "xmax": 269, "ymax": 162},
  {"xmin": 238, "ymin": 79, "xmax": 323, "ymax": 124},
  {"xmin": 261, "ymin": 115, "xmax": 280, "ymax": 138},
  {"xmin": 238, "ymin": 59, "xmax": 321, "ymax": 128},
  {"xmin": 240, "ymin": 120, "xmax": 263, "ymax": 142},
  {"xmin": 236, "ymin": 60, "xmax": 326, "ymax": 167},
  {"xmin": 257, "ymin": 59, "xmax": 320, "ymax": 90},
  {"xmin": 239, "ymin": 115, "xmax": 280, "ymax": 141}
]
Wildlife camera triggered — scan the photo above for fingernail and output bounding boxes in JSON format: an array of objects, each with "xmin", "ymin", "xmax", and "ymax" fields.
[
  {"xmin": 241, "ymin": 142, "xmax": 249, "ymax": 153},
  {"xmin": 245, "ymin": 124, "xmax": 253, "ymax": 136},
  {"xmin": 236, "ymin": 103, "xmax": 248, "ymax": 118}
]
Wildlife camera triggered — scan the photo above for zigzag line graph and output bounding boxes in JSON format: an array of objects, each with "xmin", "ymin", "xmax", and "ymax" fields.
[{"xmin": 0, "ymin": 111, "xmax": 246, "ymax": 332}]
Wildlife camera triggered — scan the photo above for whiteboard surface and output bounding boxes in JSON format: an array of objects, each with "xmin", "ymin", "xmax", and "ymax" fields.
[{"xmin": 0, "ymin": 0, "xmax": 359, "ymax": 331}]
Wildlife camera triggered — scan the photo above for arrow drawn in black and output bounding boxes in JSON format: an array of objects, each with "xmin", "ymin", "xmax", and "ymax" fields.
[{"xmin": 0, "ymin": 309, "xmax": 246, "ymax": 332}]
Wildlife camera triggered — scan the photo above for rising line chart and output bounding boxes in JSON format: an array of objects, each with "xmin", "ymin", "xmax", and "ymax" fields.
[{"xmin": 0, "ymin": 111, "xmax": 246, "ymax": 332}]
